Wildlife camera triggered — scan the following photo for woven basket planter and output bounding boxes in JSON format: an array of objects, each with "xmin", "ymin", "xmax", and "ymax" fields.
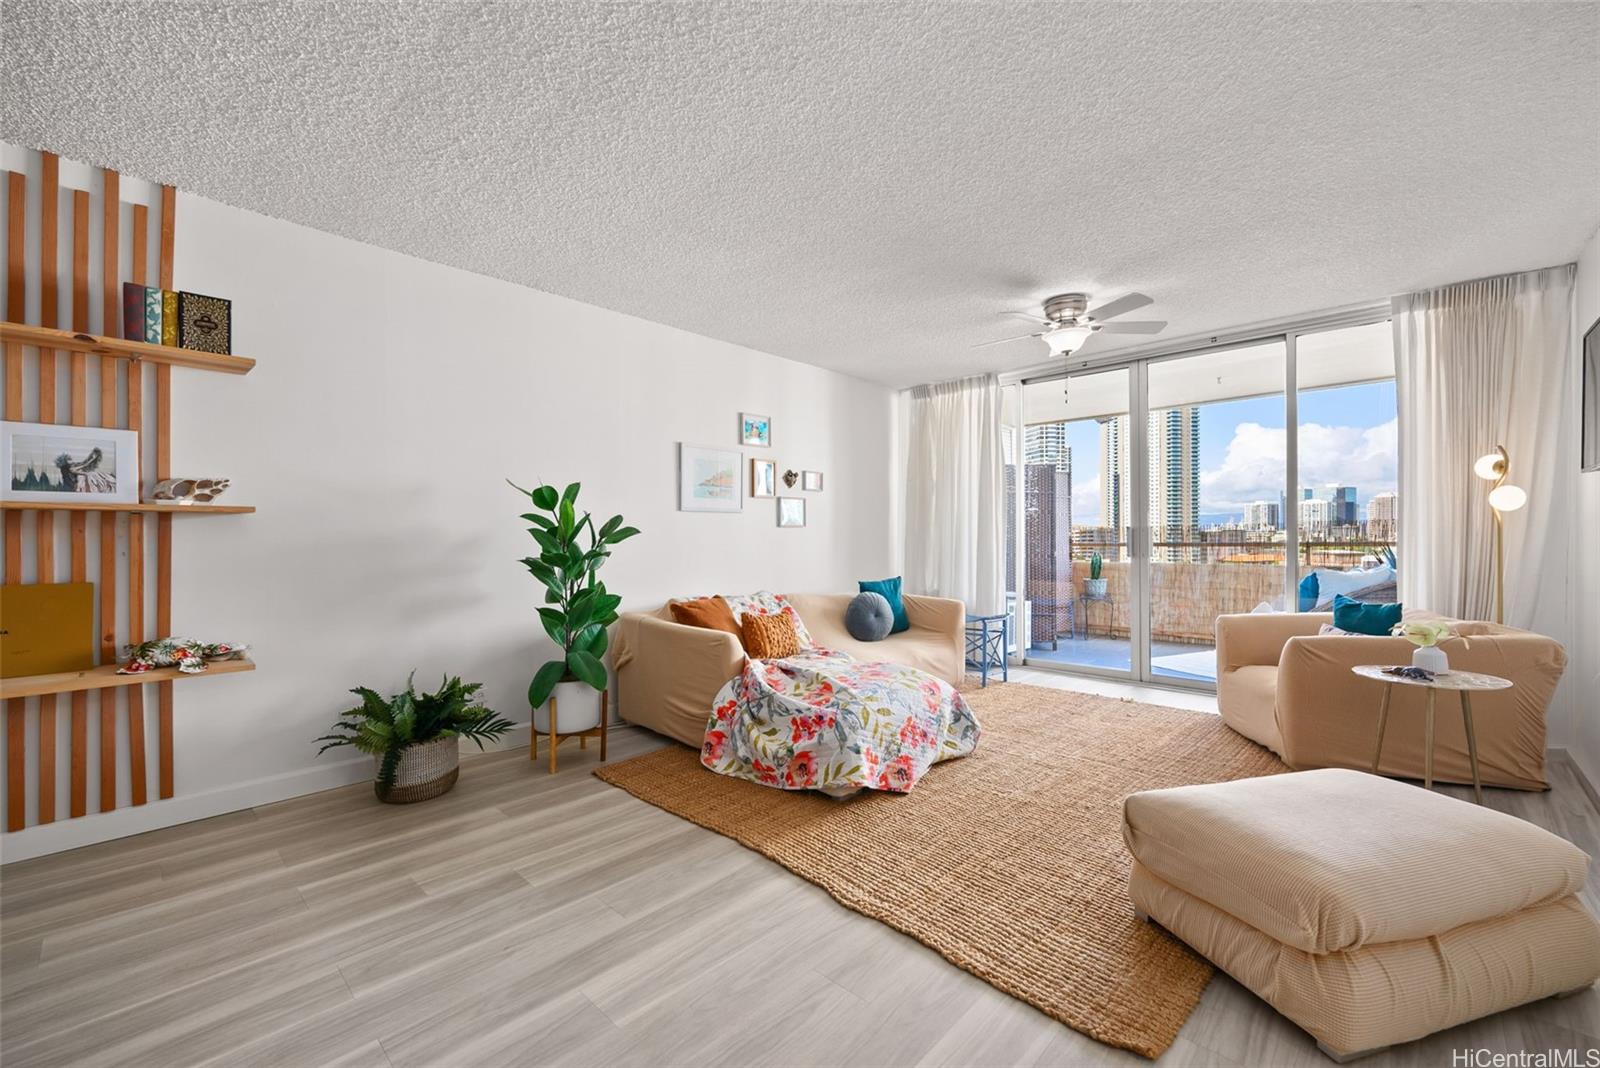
[{"xmin": 374, "ymin": 736, "xmax": 460, "ymax": 804}]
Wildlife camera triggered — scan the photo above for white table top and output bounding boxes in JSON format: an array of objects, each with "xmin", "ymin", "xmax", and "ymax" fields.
[{"xmin": 1351, "ymin": 665, "xmax": 1513, "ymax": 691}]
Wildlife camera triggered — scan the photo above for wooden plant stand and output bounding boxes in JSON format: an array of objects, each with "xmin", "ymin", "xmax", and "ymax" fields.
[{"xmin": 530, "ymin": 689, "xmax": 608, "ymax": 774}]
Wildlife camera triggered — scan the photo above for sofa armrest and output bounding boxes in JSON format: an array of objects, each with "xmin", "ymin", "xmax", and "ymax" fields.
[
  {"xmin": 613, "ymin": 612, "xmax": 746, "ymax": 746},
  {"xmin": 1215, "ymin": 612, "xmax": 1328, "ymax": 674},
  {"xmin": 903, "ymin": 593, "xmax": 964, "ymax": 635}
]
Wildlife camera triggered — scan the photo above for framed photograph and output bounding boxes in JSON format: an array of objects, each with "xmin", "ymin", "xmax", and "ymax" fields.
[
  {"xmin": 679, "ymin": 443, "xmax": 743, "ymax": 513},
  {"xmin": 740, "ymin": 412, "xmax": 772, "ymax": 448},
  {"xmin": 801, "ymin": 470, "xmax": 823, "ymax": 492},
  {"xmin": 3, "ymin": 421, "xmax": 140, "ymax": 505},
  {"xmin": 777, "ymin": 497, "xmax": 806, "ymax": 528},
  {"xmin": 751, "ymin": 458, "xmax": 777, "ymax": 498},
  {"xmin": 1583, "ymin": 317, "xmax": 1598, "ymax": 472}
]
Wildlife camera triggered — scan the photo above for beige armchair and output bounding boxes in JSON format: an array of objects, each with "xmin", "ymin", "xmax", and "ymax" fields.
[
  {"xmin": 613, "ymin": 593, "xmax": 965, "ymax": 747},
  {"xmin": 1216, "ymin": 612, "xmax": 1566, "ymax": 790}
]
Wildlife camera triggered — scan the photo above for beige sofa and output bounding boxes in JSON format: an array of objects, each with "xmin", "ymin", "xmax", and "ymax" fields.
[
  {"xmin": 613, "ymin": 593, "xmax": 965, "ymax": 747},
  {"xmin": 1216, "ymin": 612, "xmax": 1566, "ymax": 790}
]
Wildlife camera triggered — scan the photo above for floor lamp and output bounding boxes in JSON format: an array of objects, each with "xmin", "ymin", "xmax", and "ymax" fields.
[{"xmin": 1473, "ymin": 445, "xmax": 1527, "ymax": 625}]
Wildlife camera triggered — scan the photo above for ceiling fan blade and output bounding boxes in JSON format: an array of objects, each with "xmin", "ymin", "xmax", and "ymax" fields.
[
  {"xmin": 972, "ymin": 331, "xmax": 1044, "ymax": 349},
  {"xmin": 999, "ymin": 311, "xmax": 1045, "ymax": 324},
  {"xmin": 1094, "ymin": 320, "xmax": 1167, "ymax": 335},
  {"xmin": 1085, "ymin": 293, "xmax": 1153, "ymax": 321}
]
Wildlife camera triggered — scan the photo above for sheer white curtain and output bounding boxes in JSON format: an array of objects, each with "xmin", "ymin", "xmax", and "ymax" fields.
[
  {"xmin": 902, "ymin": 374, "xmax": 1006, "ymax": 615},
  {"xmin": 1394, "ymin": 264, "xmax": 1574, "ymax": 626}
]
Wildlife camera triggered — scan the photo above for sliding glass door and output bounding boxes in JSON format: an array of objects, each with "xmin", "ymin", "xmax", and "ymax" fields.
[
  {"xmin": 1145, "ymin": 342, "xmax": 1286, "ymax": 683},
  {"xmin": 1010, "ymin": 314, "xmax": 1395, "ymax": 690},
  {"xmin": 1014, "ymin": 368, "xmax": 1134, "ymax": 676}
]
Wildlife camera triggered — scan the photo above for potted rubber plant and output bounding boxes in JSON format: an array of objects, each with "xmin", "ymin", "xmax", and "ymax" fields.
[
  {"xmin": 513, "ymin": 480, "xmax": 639, "ymax": 733},
  {"xmin": 316, "ymin": 674, "xmax": 513, "ymax": 803},
  {"xmin": 1085, "ymin": 552, "xmax": 1108, "ymax": 599}
]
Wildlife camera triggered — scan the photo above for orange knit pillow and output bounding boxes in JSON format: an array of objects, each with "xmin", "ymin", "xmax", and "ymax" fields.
[{"xmin": 741, "ymin": 611, "xmax": 802, "ymax": 660}]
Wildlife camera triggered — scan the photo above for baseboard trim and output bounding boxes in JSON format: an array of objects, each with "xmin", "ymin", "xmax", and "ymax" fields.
[
  {"xmin": 0, "ymin": 724, "xmax": 549, "ymax": 865},
  {"xmin": 1550, "ymin": 747, "xmax": 1600, "ymax": 816}
]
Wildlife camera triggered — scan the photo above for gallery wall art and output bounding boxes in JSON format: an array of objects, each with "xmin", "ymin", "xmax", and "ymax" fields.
[{"xmin": 740, "ymin": 412, "xmax": 771, "ymax": 447}]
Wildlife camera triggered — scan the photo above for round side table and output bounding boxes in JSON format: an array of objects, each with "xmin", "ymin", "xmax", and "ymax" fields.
[{"xmin": 1352, "ymin": 665, "xmax": 1512, "ymax": 805}]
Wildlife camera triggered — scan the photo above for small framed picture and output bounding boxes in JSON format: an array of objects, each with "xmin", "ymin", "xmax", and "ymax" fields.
[
  {"xmin": 679, "ymin": 443, "xmax": 743, "ymax": 513},
  {"xmin": 801, "ymin": 470, "xmax": 823, "ymax": 492},
  {"xmin": 3, "ymin": 421, "xmax": 140, "ymax": 505},
  {"xmin": 777, "ymin": 497, "xmax": 806, "ymax": 528},
  {"xmin": 751, "ymin": 458, "xmax": 777, "ymax": 498},
  {"xmin": 740, "ymin": 412, "xmax": 772, "ymax": 448}
]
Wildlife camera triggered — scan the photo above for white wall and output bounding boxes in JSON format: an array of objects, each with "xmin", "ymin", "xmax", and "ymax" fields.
[
  {"xmin": 1569, "ymin": 225, "xmax": 1600, "ymax": 788},
  {"xmin": 4, "ymin": 176, "xmax": 896, "ymax": 860}
]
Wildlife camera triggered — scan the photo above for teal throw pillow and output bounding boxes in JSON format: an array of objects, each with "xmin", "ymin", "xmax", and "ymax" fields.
[
  {"xmin": 858, "ymin": 577, "xmax": 910, "ymax": 634},
  {"xmin": 1331, "ymin": 593, "xmax": 1402, "ymax": 637}
]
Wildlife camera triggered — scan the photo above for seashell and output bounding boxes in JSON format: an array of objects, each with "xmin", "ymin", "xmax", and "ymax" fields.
[{"xmin": 150, "ymin": 477, "xmax": 230, "ymax": 503}]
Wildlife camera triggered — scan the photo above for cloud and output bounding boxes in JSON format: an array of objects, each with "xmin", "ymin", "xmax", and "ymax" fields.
[
  {"xmin": 1072, "ymin": 473, "xmax": 1103, "ymax": 526},
  {"xmin": 1199, "ymin": 419, "xmax": 1397, "ymax": 515}
]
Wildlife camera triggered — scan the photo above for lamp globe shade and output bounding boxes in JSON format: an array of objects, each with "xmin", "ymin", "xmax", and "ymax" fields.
[
  {"xmin": 1488, "ymin": 484, "xmax": 1527, "ymax": 512},
  {"xmin": 1474, "ymin": 452, "xmax": 1506, "ymax": 480}
]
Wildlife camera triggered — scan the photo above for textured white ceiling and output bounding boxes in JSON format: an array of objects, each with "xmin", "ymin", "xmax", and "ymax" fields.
[{"xmin": 3, "ymin": 2, "xmax": 1597, "ymax": 388}]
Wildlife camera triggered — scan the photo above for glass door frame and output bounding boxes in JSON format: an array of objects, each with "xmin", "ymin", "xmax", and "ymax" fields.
[{"xmin": 1003, "ymin": 304, "xmax": 1392, "ymax": 691}]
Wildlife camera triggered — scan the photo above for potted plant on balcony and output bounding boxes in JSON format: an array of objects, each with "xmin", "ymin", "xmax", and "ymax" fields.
[
  {"xmin": 316, "ymin": 674, "xmax": 513, "ymax": 803},
  {"xmin": 1085, "ymin": 552, "xmax": 1108, "ymax": 599},
  {"xmin": 513, "ymin": 480, "xmax": 639, "ymax": 734}
]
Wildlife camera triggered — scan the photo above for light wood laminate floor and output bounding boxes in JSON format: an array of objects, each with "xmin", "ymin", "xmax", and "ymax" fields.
[{"xmin": 3, "ymin": 671, "xmax": 1599, "ymax": 1068}]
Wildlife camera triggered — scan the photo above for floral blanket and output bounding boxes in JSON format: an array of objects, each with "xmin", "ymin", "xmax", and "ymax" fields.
[{"xmin": 700, "ymin": 650, "xmax": 981, "ymax": 796}]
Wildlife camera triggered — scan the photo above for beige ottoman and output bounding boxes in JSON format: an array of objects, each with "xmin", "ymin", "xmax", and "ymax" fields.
[{"xmin": 1122, "ymin": 768, "xmax": 1600, "ymax": 1061}]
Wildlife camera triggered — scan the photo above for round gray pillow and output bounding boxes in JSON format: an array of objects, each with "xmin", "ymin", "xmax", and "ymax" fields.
[{"xmin": 846, "ymin": 591, "xmax": 894, "ymax": 642}]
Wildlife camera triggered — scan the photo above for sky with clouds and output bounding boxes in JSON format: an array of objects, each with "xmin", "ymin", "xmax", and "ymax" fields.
[{"xmin": 1061, "ymin": 380, "xmax": 1398, "ymax": 526}]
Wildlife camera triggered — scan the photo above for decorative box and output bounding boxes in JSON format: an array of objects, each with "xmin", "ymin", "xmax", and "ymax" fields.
[{"xmin": 176, "ymin": 291, "xmax": 232, "ymax": 355}]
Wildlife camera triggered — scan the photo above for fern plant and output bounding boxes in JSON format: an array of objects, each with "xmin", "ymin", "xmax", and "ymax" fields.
[{"xmin": 316, "ymin": 674, "xmax": 513, "ymax": 789}]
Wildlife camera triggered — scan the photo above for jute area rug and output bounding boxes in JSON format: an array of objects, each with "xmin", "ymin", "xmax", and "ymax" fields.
[{"xmin": 593, "ymin": 681, "xmax": 1287, "ymax": 1059}]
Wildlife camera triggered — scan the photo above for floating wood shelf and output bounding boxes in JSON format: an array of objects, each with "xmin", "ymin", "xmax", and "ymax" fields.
[
  {"xmin": 0, "ymin": 322, "xmax": 255, "ymax": 375},
  {"xmin": 0, "ymin": 660, "xmax": 255, "ymax": 701},
  {"xmin": 1, "ymin": 500, "xmax": 255, "ymax": 516}
]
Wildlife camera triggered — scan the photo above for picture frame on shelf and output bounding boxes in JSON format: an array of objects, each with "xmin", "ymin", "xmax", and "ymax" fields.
[
  {"xmin": 2, "ymin": 421, "xmax": 140, "ymax": 505},
  {"xmin": 740, "ymin": 412, "xmax": 772, "ymax": 448},
  {"xmin": 679, "ymin": 443, "xmax": 744, "ymax": 513},
  {"xmin": 751, "ymin": 458, "xmax": 777, "ymax": 498},
  {"xmin": 802, "ymin": 470, "xmax": 823, "ymax": 491},
  {"xmin": 777, "ymin": 497, "xmax": 806, "ymax": 528}
]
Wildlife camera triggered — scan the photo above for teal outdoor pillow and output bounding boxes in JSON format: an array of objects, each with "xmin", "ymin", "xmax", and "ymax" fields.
[
  {"xmin": 858, "ymin": 577, "xmax": 910, "ymax": 634},
  {"xmin": 1332, "ymin": 593, "xmax": 1402, "ymax": 636}
]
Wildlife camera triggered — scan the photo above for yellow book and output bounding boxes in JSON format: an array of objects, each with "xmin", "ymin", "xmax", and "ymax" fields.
[
  {"xmin": 0, "ymin": 583, "xmax": 95, "ymax": 678},
  {"xmin": 162, "ymin": 290, "xmax": 178, "ymax": 346}
]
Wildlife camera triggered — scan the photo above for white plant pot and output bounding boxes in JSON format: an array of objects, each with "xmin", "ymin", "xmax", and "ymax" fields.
[
  {"xmin": 1411, "ymin": 645, "xmax": 1449, "ymax": 674},
  {"xmin": 1084, "ymin": 578, "xmax": 1108, "ymax": 599},
  {"xmin": 534, "ymin": 679, "xmax": 603, "ymax": 734}
]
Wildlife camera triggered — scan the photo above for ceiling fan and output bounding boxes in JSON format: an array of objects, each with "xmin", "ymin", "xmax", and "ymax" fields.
[{"xmin": 974, "ymin": 292, "xmax": 1167, "ymax": 357}]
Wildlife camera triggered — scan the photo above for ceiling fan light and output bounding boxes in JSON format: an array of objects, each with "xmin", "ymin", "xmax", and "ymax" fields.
[{"xmin": 1044, "ymin": 325, "xmax": 1093, "ymax": 356}]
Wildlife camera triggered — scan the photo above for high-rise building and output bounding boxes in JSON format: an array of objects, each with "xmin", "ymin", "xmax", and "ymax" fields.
[
  {"xmin": 1299, "ymin": 496, "xmax": 1335, "ymax": 534},
  {"xmin": 1244, "ymin": 500, "xmax": 1281, "ymax": 530},
  {"xmin": 1367, "ymin": 490, "xmax": 1398, "ymax": 540},
  {"xmin": 1024, "ymin": 421, "xmax": 1072, "ymax": 475},
  {"xmin": 1098, "ymin": 408, "xmax": 1200, "ymax": 562},
  {"xmin": 1303, "ymin": 484, "xmax": 1358, "ymax": 527},
  {"xmin": 1150, "ymin": 407, "xmax": 1201, "ymax": 562}
]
